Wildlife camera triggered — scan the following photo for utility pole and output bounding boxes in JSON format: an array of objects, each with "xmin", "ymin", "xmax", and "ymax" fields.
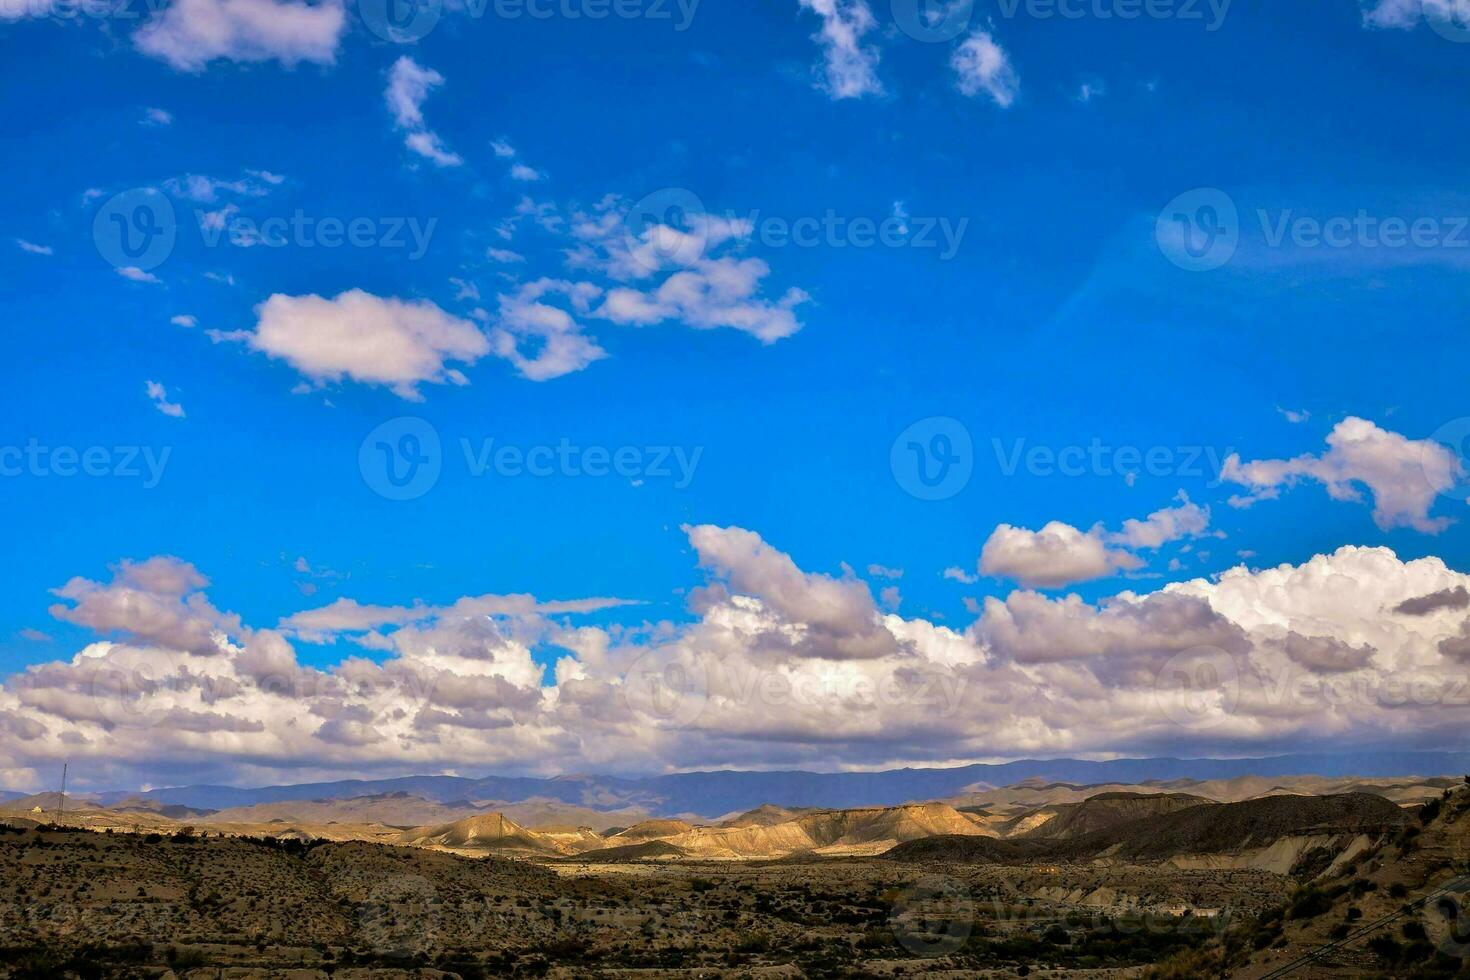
[{"xmin": 56, "ymin": 762, "xmax": 67, "ymax": 822}]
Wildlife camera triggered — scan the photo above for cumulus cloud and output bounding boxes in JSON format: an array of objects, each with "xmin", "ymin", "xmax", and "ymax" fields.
[
  {"xmin": 6, "ymin": 539, "xmax": 1470, "ymax": 788},
  {"xmin": 980, "ymin": 522, "xmax": 1143, "ymax": 589},
  {"xmin": 220, "ymin": 289, "xmax": 489, "ymax": 399},
  {"xmin": 951, "ymin": 30, "xmax": 1019, "ymax": 108},
  {"xmin": 48, "ymin": 558, "xmax": 232, "ymax": 657},
  {"xmin": 596, "ymin": 256, "xmax": 809, "ymax": 343},
  {"xmin": 133, "ymin": 0, "xmax": 345, "ymax": 72},
  {"xmin": 1106, "ymin": 492, "xmax": 1211, "ymax": 550},
  {"xmin": 796, "ymin": 0, "xmax": 883, "ymax": 100},
  {"xmin": 476, "ymin": 196, "xmax": 809, "ymax": 379},
  {"xmin": 1221, "ymin": 416, "xmax": 1460, "ymax": 533},
  {"xmin": 685, "ymin": 524, "xmax": 899, "ymax": 660},
  {"xmin": 385, "ymin": 57, "xmax": 462, "ymax": 167},
  {"xmin": 488, "ymin": 279, "xmax": 609, "ymax": 381}
]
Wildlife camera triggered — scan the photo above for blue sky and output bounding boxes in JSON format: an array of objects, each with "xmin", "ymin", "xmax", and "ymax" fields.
[{"xmin": 2, "ymin": 0, "xmax": 1470, "ymax": 787}]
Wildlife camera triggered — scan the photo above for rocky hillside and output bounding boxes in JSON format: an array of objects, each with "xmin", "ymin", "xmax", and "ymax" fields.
[
  {"xmin": 1017, "ymin": 791, "xmax": 1213, "ymax": 839},
  {"xmin": 1145, "ymin": 780, "xmax": 1470, "ymax": 978},
  {"xmin": 393, "ymin": 812, "xmax": 562, "ymax": 855},
  {"xmin": 887, "ymin": 793, "xmax": 1410, "ymax": 874}
]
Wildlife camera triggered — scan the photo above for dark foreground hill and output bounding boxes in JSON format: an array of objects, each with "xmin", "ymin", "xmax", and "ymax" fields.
[
  {"xmin": 1017, "ymin": 791, "xmax": 1214, "ymax": 840},
  {"xmin": 1146, "ymin": 781, "xmax": 1470, "ymax": 978}
]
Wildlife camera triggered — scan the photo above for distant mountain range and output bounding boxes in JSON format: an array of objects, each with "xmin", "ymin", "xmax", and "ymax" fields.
[{"xmin": 46, "ymin": 750, "xmax": 1470, "ymax": 817}]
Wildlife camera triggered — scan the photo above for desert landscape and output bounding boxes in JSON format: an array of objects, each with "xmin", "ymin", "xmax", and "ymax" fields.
[{"xmin": 3, "ymin": 767, "xmax": 1468, "ymax": 978}]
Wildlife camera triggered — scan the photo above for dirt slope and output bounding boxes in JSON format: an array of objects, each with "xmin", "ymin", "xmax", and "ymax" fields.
[
  {"xmin": 1018, "ymin": 791, "xmax": 1213, "ymax": 839},
  {"xmin": 394, "ymin": 812, "xmax": 563, "ymax": 854}
]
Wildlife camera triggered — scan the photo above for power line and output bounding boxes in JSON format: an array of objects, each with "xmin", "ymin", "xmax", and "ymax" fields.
[{"xmin": 1255, "ymin": 874, "xmax": 1469, "ymax": 979}]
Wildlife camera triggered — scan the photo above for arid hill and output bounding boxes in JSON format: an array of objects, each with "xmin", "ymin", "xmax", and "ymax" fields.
[
  {"xmin": 888, "ymin": 793, "xmax": 1411, "ymax": 875},
  {"xmin": 1016, "ymin": 791, "xmax": 1213, "ymax": 839},
  {"xmin": 623, "ymin": 801, "xmax": 996, "ymax": 859},
  {"xmin": 394, "ymin": 812, "xmax": 562, "ymax": 854},
  {"xmin": 1149, "ymin": 780, "xmax": 1470, "ymax": 978},
  {"xmin": 717, "ymin": 803, "xmax": 815, "ymax": 827}
]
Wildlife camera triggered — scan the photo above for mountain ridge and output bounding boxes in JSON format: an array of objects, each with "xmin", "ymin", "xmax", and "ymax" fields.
[{"xmin": 55, "ymin": 750, "xmax": 1470, "ymax": 818}]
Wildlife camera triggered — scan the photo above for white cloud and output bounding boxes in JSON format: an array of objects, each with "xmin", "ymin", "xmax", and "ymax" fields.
[
  {"xmin": 510, "ymin": 163, "xmax": 544, "ymax": 182},
  {"xmin": 1278, "ymin": 406, "xmax": 1310, "ymax": 424},
  {"xmin": 145, "ymin": 380, "xmax": 186, "ymax": 418},
  {"xmin": 977, "ymin": 494, "xmax": 1214, "ymax": 588},
  {"xmin": 1074, "ymin": 79, "xmax": 1104, "ymax": 103},
  {"xmin": 225, "ymin": 289, "xmax": 489, "ymax": 399},
  {"xmin": 133, "ymin": 0, "xmax": 345, "ymax": 72},
  {"xmin": 386, "ymin": 57, "xmax": 462, "ymax": 168},
  {"xmin": 488, "ymin": 279, "xmax": 608, "ymax": 381},
  {"xmin": 796, "ymin": 0, "xmax": 883, "ymax": 100},
  {"xmin": 404, "ymin": 131, "xmax": 463, "ymax": 168},
  {"xmin": 596, "ymin": 256, "xmax": 810, "ymax": 343},
  {"xmin": 9, "ymin": 538, "xmax": 1470, "ymax": 787},
  {"xmin": 1221, "ymin": 416, "xmax": 1460, "ymax": 533},
  {"xmin": 15, "ymin": 239, "xmax": 51, "ymax": 255},
  {"xmin": 943, "ymin": 566, "xmax": 979, "ymax": 585},
  {"xmin": 117, "ymin": 266, "xmax": 161, "ymax": 284},
  {"xmin": 163, "ymin": 172, "xmax": 277, "ymax": 204},
  {"xmin": 1106, "ymin": 492, "xmax": 1211, "ymax": 550},
  {"xmin": 980, "ymin": 521, "xmax": 1143, "ymax": 589},
  {"xmin": 142, "ymin": 107, "xmax": 174, "ymax": 126},
  {"xmin": 491, "ymin": 139, "xmax": 517, "ymax": 158},
  {"xmin": 487, "ymin": 247, "xmax": 525, "ymax": 263},
  {"xmin": 951, "ymin": 30, "xmax": 1019, "ymax": 108},
  {"xmin": 1363, "ymin": 0, "xmax": 1470, "ymax": 30},
  {"xmin": 171, "ymin": 315, "xmax": 198, "ymax": 328}
]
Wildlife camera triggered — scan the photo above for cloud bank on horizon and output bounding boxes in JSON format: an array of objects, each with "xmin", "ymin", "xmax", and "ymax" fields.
[{"xmin": 5, "ymin": 507, "xmax": 1470, "ymax": 792}]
